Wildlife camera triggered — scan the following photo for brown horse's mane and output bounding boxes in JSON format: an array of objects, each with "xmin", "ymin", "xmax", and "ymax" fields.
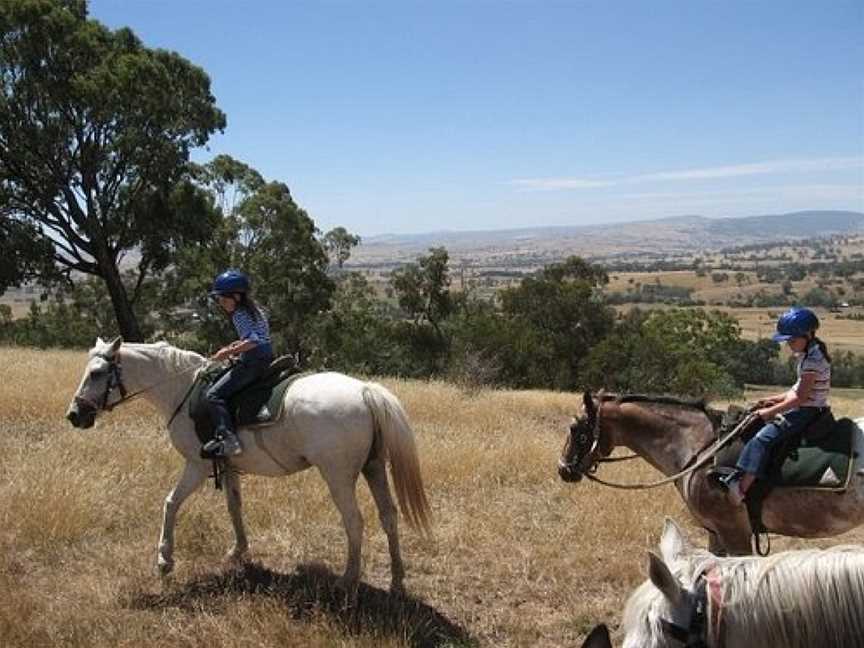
[{"xmin": 597, "ymin": 392, "xmax": 724, "ymax": 427}]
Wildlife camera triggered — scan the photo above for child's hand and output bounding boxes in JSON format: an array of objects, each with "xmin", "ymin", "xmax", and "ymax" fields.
[
  {"xmin": 212, "ymin": 347, "xmax": 232, "ymax": 361},
  {"xmin": 756, "ymin": 407, "xmax": 773, "ymax": 421}
]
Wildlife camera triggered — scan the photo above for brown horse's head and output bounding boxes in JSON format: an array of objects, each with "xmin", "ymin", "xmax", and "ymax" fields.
[{"xmin": 558, "ymin": 391, "xmax": 601, "ymax": 482}]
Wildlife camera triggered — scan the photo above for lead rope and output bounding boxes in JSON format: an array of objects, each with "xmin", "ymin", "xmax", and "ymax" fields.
[{"xmin": 584, "ymin": 413, "xmax": 759, "ymax": 490}]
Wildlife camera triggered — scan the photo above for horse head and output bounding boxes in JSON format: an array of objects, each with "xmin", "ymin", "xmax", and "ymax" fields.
[
  {"xmin": 621, "ymin": 519, "xmax": 715, "ymax": 648},
  {"xmin": 66, "ymin": 336, "xmax": 124, "ymax": 429},
  {"xmin": 558, "ymin": 390, "xmax": 605, "ymax": 482}
]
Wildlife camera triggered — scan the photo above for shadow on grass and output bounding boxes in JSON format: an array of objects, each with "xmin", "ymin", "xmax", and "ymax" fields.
[{"xmin": 127, "ymin": 561, "xmax": 475, "ymax": 648}]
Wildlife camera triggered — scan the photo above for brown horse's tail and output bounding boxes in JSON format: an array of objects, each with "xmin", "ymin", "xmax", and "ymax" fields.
[{"xmin": 362, "ymin": 383, "xmax": 432, "ymax": 536}]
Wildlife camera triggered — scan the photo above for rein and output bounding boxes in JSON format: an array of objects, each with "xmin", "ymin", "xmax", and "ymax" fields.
[{"xmin": 581, "ymin": 407, "xmax": 759, "ymax": 490}]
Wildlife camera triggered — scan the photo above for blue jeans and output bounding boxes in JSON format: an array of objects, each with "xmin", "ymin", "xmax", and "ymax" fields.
[
  {"xmin": 205, "ymin": 353, "xmax": 272, "ymax": 434},
  {"xmin": 736, "ymin": 408, "xmax": 824, "ymax": 479}
]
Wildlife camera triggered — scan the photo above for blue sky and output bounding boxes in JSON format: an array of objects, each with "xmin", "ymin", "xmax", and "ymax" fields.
[{"xmin": 89, "ymin": 1, "xmax": 863, "ymax": 236}]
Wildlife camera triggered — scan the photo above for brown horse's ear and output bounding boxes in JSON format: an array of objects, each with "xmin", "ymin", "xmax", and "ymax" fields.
[
  {"xmin": 581, "ymin": 623, "xmax": 612, "ymax": 648},
  {"xmin": 583, "ymin": 391, "xmax": 597, "ymax": 419}
]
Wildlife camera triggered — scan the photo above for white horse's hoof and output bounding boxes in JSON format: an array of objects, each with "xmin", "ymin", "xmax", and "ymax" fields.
[
  {"xmin": 157, "ymin": 558, "xmax": 174, "ymax": 576},
  {"xmin": 224, "ymin": 548, "xmax": 249, "ymax": 565}
]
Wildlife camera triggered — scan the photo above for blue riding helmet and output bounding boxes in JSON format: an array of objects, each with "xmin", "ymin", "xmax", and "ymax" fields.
[
  {"xmin": 772, "ymin": 307, "xmax": 819, "ymax": 342},
  {"xmin": 209, "ymin": 269, "xmax": 250, "ymax": 297}
]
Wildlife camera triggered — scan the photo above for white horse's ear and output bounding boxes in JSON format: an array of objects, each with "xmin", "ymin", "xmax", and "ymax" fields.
[
  {"xmin": 581, "ymin": 623, "xmax": 613, "ymax": 648},
  {"xmin": 109, "ymin": 336, "xmax": 123, "ymax": 353},
  {"xmin": 648, "ymin": 550, "xmax": 684, "ymax": 606},
  {"xmin": 659, "ymin": 517, "xmax": 691, "ymax": 564},
  {"xmin": 96, "ymin": 336, "xmax": 105, "ymax": 345}
]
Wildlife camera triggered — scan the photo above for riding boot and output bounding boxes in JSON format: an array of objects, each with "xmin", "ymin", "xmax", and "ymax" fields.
[
  {"xmin": 202, "ymin": 428, "xmax": 243, "ymax": 458},
  {"xmin": 220, "ymin": 430, "xmax": 243, "ymax": 457}
]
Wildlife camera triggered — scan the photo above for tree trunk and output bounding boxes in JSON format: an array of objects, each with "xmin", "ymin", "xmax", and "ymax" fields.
[{"xmin": 102, "ymin": 260, "xmax": 143, "ymax": 342}]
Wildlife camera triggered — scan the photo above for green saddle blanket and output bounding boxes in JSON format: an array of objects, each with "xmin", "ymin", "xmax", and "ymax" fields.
[
  {"xmin": 770, "ymin": 417, "xmax": 857, "ymax": 491},
  {"xmin": 188, "ymin": 360, "xmax": 304, "ymax": 444}
]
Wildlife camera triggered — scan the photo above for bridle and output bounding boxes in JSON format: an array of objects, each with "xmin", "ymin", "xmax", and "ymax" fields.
[
  {"xmin": 74, "ymin": 352, "xmax": 130, "ymax": 413},
  {"xmin": 74, "ymin": 350, "xmax": 201, "ymax": 417},
  {"xmin": 559, "ymin": 396, "xmax": 754, "ymax": 490},
  {"xmin": 658, "ymin": 567, "xmax": 723, "ymax": 648},
  {"xmin": 659, "ymin": 575, "xmax": 708, "ymax": 648},
  {"xmin": 558, "ymin": 403, "xmax": 606, "ymax": 477}
]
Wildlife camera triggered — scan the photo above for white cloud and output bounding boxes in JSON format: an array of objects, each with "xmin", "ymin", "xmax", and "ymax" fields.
[
  {"xmin": 511, "ymin": 177, "xmax": 614, "ymax": 190},
  {"xmin": 511, "ymin": 156, "xmax": 864, "ymax": 191}
]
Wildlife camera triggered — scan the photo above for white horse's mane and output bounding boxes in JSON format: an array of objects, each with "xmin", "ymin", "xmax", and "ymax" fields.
[
  {"xmin": 624, "ymin": 543, "xmax": 864, "ymax": 648},
  {"xmin": 120, "ymin": 341, "xmax": 206, "ymax": 374}
]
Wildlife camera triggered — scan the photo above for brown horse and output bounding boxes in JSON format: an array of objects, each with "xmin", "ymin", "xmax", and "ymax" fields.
[{"xmin": 558, "ymin": 391, "xmax": 864, "ymax": 555}]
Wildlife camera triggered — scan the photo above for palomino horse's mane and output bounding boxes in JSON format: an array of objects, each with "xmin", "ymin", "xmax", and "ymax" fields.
[
  {"xmin": 120, "ymin": 341, "xmax": 206, "ymax": 374},
  {"xmin": 624, "ymin": 545, "xmax": 864, "ymax": 648}
]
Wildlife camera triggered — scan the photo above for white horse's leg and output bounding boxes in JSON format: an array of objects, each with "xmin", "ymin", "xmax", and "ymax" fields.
[
  {"xmin": 320, "ymin": 469, "xmax": 364, "ymax": 591},
  {"xmin": 157, "ymin": 460, "xmax": 209, "ymax": 575},
  {"xmin": 222, "ymin": 467, "xmax": 249, "ymax": 563},
  {"xmin": 362, "ymin": 457, "xmax": 405, "ymax": 594}
]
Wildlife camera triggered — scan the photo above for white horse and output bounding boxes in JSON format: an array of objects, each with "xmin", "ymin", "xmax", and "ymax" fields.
[
  {"xmin": 66, "ymin": 338, "xmax": 431, "ymax": 594},
  {"xmin": 615, "ymin": 518, "xmax": 864, "ymax": 648}
]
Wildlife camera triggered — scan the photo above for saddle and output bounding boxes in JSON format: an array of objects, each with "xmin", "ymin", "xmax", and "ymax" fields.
[
  {"xmin": 713, "ymin": 407, "xmax": 854, "ymax": 490},
  {"xmin": 188, "ymin": 355, "xmax": 302, "ymax": 447},
  {"xmin": 711, "ymin": 405, "xmax": 857, "ymax": 554}
]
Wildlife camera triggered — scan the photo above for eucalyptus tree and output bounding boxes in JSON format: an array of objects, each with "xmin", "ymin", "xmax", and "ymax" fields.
[
  {"xmin": 323, "ymin": 226, "xmax": 361, "ymax": 269},
  {"xmin": 160, "ymin": 157, "xmax": 334, "ymax": 360},
  {"xmin": 0, "ymin": 0, "xmax": 225, "ymax": 340}
]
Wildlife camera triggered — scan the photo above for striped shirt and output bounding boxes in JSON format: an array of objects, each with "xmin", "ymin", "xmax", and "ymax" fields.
[
  {"xmin": 793, "ymin": 342, "xmax": 830, "ymax": 407},
  {"xmin": 231, "ymin": 307, "xmax": 272, "ymax": 357}
]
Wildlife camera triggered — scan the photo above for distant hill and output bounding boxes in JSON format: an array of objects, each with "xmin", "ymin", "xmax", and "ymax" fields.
[{"xmin": 348, "ymin": 210, "xmax": 864, "ymax": 267}]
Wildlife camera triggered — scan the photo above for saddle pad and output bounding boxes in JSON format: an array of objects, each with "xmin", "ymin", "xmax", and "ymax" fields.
[{"xmin": 773, "ymin": 417, "xmax": 856, "ymax": 491}]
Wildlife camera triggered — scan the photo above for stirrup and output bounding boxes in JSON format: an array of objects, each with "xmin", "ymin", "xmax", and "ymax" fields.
[{"xmin": 707, "ymin": 467, "xmax": 738, "ymax": 490}]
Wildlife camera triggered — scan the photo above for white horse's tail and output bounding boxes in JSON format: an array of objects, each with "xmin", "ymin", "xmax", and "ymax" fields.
[{"xmin": 362, "ymin": 383, "xmax": 432, "ymax": 536}]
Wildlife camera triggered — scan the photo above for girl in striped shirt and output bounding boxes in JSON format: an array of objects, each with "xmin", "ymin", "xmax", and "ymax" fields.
[
  {"xmin": 720, "ymin": 307, "xmax": 831, "ymax": 505},
  {"xmin": 203, "ymin": 269, "xmax": 274, "ymax": 458}
]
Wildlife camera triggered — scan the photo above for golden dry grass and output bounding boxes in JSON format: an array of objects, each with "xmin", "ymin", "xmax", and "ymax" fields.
[{"xmin": 2, "ymin": 347, "xmax": 863, "ymax": 647}]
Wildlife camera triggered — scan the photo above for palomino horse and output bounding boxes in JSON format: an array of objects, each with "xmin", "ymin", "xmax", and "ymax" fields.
[
  {"xmin": 66, "ymin": 338, "xmax": 431, "ymax": 594},
  {"xmin": 558, "ymin": 391, "xmax": 864, "ymax": 555},
  {"xmin": 615, "ymin": 518, "xmax": 864, "ymax": 648}
]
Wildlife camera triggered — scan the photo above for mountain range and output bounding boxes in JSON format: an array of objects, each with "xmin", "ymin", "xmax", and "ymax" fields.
[{"xmin": 348, "ymin": 210, "xmax": 864, "ymax": 266}]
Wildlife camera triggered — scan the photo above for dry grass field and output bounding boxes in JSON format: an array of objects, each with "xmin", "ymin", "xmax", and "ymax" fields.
[{"xmin": 2, "ymin": 347, "xmax": 863, "ymax": 648}]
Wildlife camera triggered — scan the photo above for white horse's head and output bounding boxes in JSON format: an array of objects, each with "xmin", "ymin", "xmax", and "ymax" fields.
[
  {"xmin": 66, "ymin": 336, "xmax": 123, "ymax": 429},
  {"xmin": 621, "ymin": 518, "xmax": 711, "ymax": 648}
]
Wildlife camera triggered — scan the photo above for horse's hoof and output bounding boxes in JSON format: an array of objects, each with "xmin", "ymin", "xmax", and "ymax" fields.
[
  {"xmin": 335, "ymin": 576, "xmax": 360, "ymax": 605},
  {"xmin": 224, "ymin": 549, "xmax": 249, "ymax": 565},
  {"xmin": 157, "ymin": 558, "xmax": 174, "ymax": 576}
]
